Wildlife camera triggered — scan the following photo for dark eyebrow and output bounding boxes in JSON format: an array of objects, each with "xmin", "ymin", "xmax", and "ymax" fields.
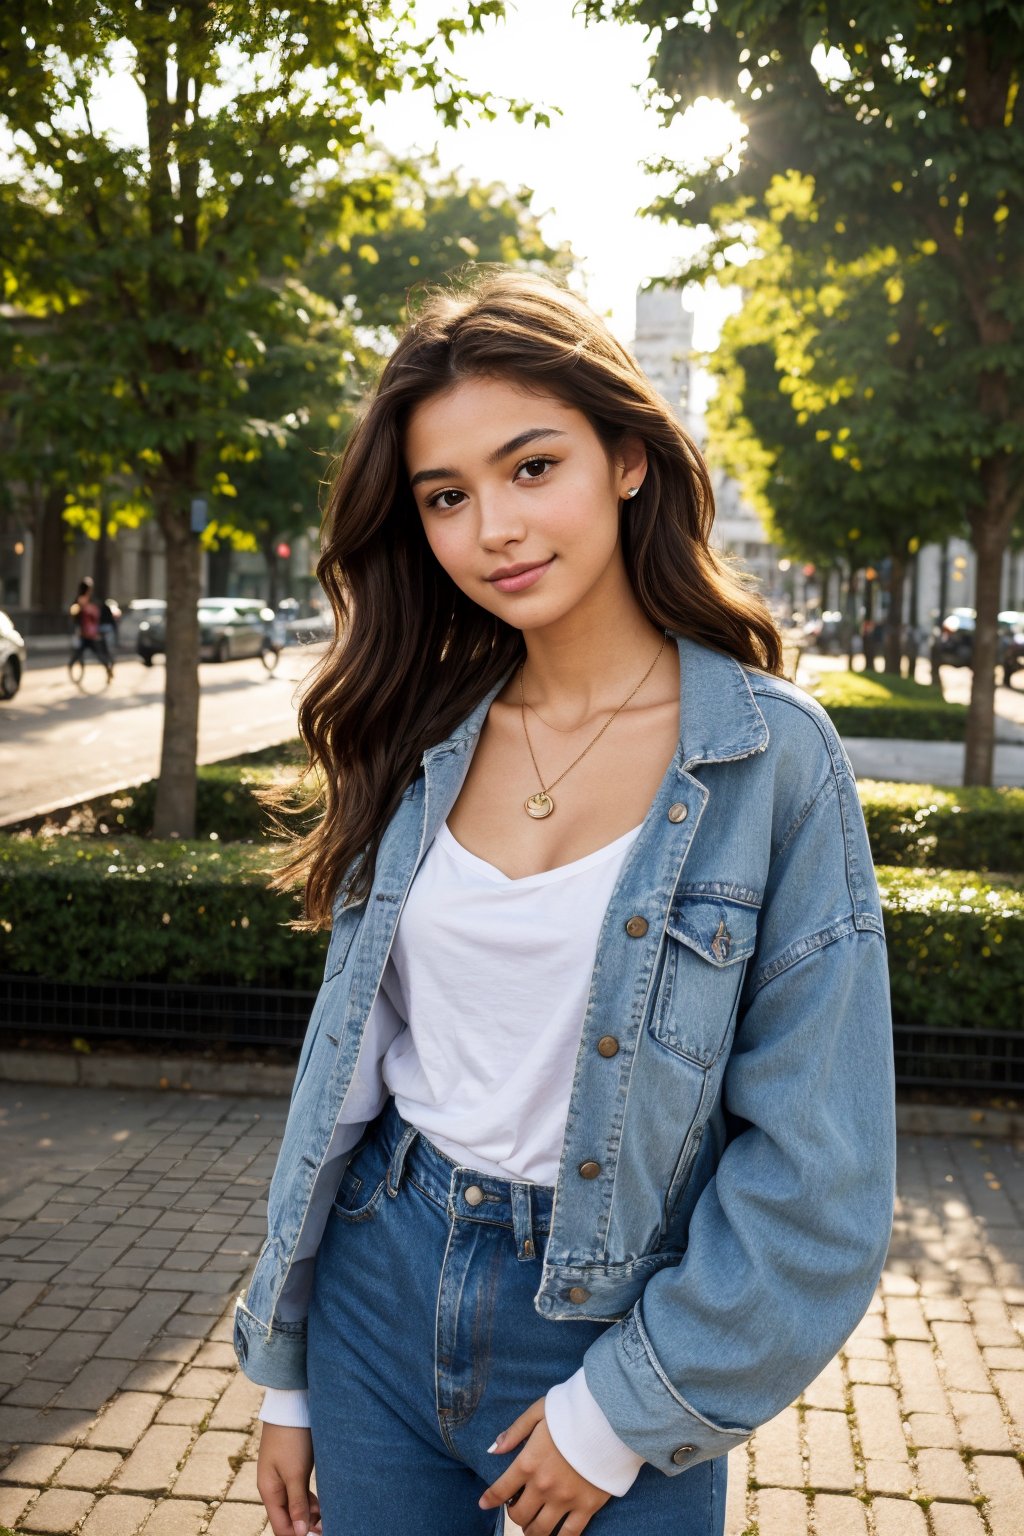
[{"xmin": 408, "ymin": 428, "xmax": 567, "ymax": 490}]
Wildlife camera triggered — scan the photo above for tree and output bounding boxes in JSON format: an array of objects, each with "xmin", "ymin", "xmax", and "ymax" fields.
[
  {"xmin": 587, "ymin": 0, "xmax": 1024, "ymax": 783},
  {"xmin": 705, "ymin": 178, "xmax": 966, "ymax": 671},
  {"xmin": 0, "ymin": 0, "xmax": 546, "ymax": 835}
]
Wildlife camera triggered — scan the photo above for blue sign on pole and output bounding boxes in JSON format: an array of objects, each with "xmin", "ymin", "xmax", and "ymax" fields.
[{"xmin": 190, "ymin": 497, "xmax": 208, "ymax": 534}]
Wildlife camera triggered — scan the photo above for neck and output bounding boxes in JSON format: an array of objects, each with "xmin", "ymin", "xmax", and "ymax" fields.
[{"xmin": 515, "ymin": 604, "xmax": 672, "ymax": 726}]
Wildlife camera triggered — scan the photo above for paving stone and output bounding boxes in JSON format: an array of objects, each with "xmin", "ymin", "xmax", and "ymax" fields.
[
  {"xmin": 113, "ymin": 1426, "xmax": 193, "ymax": 1496},
  {"xmin": 4, "ymin": 1380, "xmax": 58, "ymax": 1408},
  {"xmin": 208, "ymin": 1374, "xmax": 264, "ymax": 1432},
  {"xmin": 800, "ymin": 1354, "xmax": 845, "ymax": 1410},
  {"xmin": 851, "ymin": 1384, "xmax": 908, "ymax": 1464},
  {"xmin": 804, "ymin": 1409, "xmax": 855, "ymax": 1491},
  {"xmin": 32, "ymin": 1331, "xmax": 108, "ymax": 1384},
  {"xmin": 86, "ymin": 1394, "xmax": 163, "ymax": 1452},
  {"xmin": 205, "ymin": 1504, "xmax": 268, "ymax": 1536},
  {"xmin": 871, "ymin": 1498, "xmax": 929, "ymax": 1536},
  {"xmin": 847, "ymin": 1356, "xmax": 892, "ymax": 1385},
  {"xmin": 914, "ymin": 1447, "xmax": 974, "ymax": 1501},
  {"xmin": 56, "ymin": 1449, "xmax": 124, "ymax": 1489},
  {"xmin": 948, "ymin": 1389, "xmax": 1014, "ymax": 1452},
  {"xmin": 19, "ymin": 1485, "xmax": 95, "ymax": 1532},
  {"xmin": 171, "ymin": 1431, "xmax": 247, "ymax": 1500},
  {"xmin": 884, "ymin": 1297, "xmax": 931, "ymax": 1340},
  {"xmin": 753, "ymin": 1486, "xmax": 808, "ymax": 1536},
  {"xmin": 171, "ymin": 1367, "xmax": 232, "ymax": 1400},
  {"xmin": 928, "ymin": 1504, "xmax": 986, "ymax": 1536},
  {"xmin": 119, "ymin": 1362, "xmax": 182, "ymax": 1395},
  {"xmin": 192, "ymin": 1343, "xmax": 237, "ymax": 1369},
  {"xmin": 155, "ymin": 1399, "xmax": 212, "ymax": 1427},
  {"xmin": 972, "ymin": 1453, "xmax": 1024, "ymax": 1536},
  {"xmin": 906, "ymin": 1411, "xmax": 959, "ymax": 1448},
  {"xmin": 58, "ymin": 1358, "xmax": 135, "ymax": 1411},
  {"xmin": 139, "ymin": 1499, "xmax": 208, "ymax": 1536},
  {"xmin": 80, "ymin": 1493, "xmax": 156, "ymax": 1535},
  {"xmin": 0, "ymin": 1405, "xmax": 95, "ymax": 1446},
  {"xmin": 97, "ymin": 1294, "xmax": 187, "ymax": 1362},
  {"xmin": 0, "ymin": 1484, "xmax": 36, "ymax": 1528},
  {"xmin": 892, "ymin": 1340, "xmax": 948, "ymax": 1415},
  {"xmin": 0, "ymin": 1443, "xmax": 71, "ymax": 1484},
  {"xmin": 864, "ymin": 1459, "xmax": 915, "ymax": 1495},
  {"xmin": 224, "ymin": 1460, "xmax": 260, "ymax": 1503},
  {"xmin": 751, "ymin": 1406, "xmax": 803, "ymax": 1490},
  {"xmin": 811, "ymin": 1493, "xmax": 868, "ymax": 1535},
  {"xmin": 932, "ymin": 1322, "xmax": 994, "ymax": 1393}
]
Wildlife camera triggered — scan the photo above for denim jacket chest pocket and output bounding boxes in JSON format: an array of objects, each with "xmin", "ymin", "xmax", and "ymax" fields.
[{"xmin": 648, "ymin": 888, "xmax": 762, "ymax": 1068}]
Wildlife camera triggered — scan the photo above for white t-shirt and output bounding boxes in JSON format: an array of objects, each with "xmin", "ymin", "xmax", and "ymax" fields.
[{"xmin": 261, "ymin": 817, "xmax": 647, "ymax": 1496}]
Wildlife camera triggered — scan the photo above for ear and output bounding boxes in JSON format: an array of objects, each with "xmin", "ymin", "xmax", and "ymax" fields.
[{"xmin": 615, "ymin": 433, "xmax": 648, "ymax": 500}]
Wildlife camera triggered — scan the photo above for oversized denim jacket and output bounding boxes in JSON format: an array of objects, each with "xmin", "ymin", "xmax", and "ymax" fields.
[{"xmin": 234, "ymin": 630, "xmax": 896, "ymax": 1477}]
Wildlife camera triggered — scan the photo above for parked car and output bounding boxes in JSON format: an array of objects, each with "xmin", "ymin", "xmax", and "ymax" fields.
[
  {"xmin": 930, "ymin": 608, "xmax": 1024, "ymax": 681},
  {"xmin": 0, "ymin": 609, "xmax": 27, "ymax": 700},
  {"xmin": 137, "ymin": 598, "xmax": 284, "ymax": 665},
  {"xmin": 801, "ymin": 610, "xmax": 846, "ymax": 655},
  {"xmin": 119, "ymin": 598, "xmax": 168, "ymax": 655}
]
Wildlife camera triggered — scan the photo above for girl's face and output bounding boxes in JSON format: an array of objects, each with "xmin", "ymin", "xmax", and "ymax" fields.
[{"xmin": 402, "ymin": 375, "xmax": 645, "ymax": 629}]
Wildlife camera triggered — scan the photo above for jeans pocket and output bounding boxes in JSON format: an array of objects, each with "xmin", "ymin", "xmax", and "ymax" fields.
[{"xmin": 331, "ymin": 1137, "xmax": 389, "ymax": 1223}]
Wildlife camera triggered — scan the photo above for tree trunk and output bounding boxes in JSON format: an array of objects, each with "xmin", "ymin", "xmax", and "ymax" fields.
[
  {"xmin": 963, "ymin": 509, "xmax": 1016, "ymax": 785},
  {"xmin": 843, "ymin": 564, "xmax": 858, "ymax": 671},
  {"xmin": 152, "ymin": 488, "xmax": 200, "ymax": 837},
  {"xmin": 883, "ymin": 552, "xmax": 906, "ymax": 675}
]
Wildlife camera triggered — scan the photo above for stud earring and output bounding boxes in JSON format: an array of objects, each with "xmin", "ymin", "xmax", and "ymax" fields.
[{"xmin": 625, "ymin": 486, "xmax": 640, "ymax": 499}]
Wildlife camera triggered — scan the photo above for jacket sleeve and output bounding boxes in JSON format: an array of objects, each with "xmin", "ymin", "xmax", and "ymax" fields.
[{"xmin": 580, "ymin": 743, "xmax": 896, "ymax": 1476}]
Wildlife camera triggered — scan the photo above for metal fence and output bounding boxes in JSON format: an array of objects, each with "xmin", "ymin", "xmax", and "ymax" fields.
[{"xmin": 1, "ymin": 974, "xmax": 1022, "ymax": 1095}]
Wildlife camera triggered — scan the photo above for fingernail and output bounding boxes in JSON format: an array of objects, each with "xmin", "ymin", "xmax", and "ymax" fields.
[
  {"xmin": 294, "ymin": 1523, "xmax": 307, "ymax": 1536},
  {"xmin": 486, "ymin": 1438, "xmax": 499, "ymax": 1453}
]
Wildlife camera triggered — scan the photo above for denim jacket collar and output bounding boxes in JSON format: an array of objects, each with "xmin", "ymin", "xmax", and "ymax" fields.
[{"xmin": 423, "ymin": 629, "xmax": 770, "ymax": 771}]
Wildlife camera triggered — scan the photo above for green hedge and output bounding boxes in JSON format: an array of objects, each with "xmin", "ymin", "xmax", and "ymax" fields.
[
  {"xmin": 808, "ymin": 671, "xmax": 968, "ymax": 741},
  {"xmin": 0, "ymin": 835, "xmax": 326, "ymax": 990},
  {"xmin": 859, "ymin": 781, "xmax": 1024, "ymax": 873},
  {"xmin": 878, "ymin": 867, "xmax": 1024, "ymax": 1032},
  {"xmin": 97, "ymin": 762, "xmax": 315, "ymax": 844},
  {"xmin": 2, "ymin": 837, "xmax": 1021, "ymax": 1032}
]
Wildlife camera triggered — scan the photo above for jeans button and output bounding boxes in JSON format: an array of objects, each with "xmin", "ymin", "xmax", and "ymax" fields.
[
  {"xmin": 568, "ymin": 1286, "xmax": 591, "ymax": 1304},
  {"xmin": 625, "ymin": 915, "xmax": 648, "ymax": 938},
  {"xmin": 464, "ymin": 1185, "xmax": 485, "ymax": 1206},
  {"xmin": 671, "ymin": 1445, "xmax": 696, "ymax": 1465}
]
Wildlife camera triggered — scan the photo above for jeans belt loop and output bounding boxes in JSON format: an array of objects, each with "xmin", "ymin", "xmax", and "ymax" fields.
[{"xmin": 386, "ymin": 1123, "xmax": 419, "ymax": 1198}]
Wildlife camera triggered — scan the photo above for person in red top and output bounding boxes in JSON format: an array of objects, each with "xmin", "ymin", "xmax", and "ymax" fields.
[{"xmin": 69, "ymin": 577, "xmax": 114, "ymax": 680}]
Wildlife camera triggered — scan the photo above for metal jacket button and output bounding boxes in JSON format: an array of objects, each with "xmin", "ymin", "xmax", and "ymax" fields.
[
  {"xmin": 671, "ymin": 1445, "xmax": 696, "ymax": 1464},
  {"xmin": 667, "ymin": 802, "xmax": 688, "ymax": 823},
  {"xmin": 625, "ymin": 915, "xmax": 648, "ymax": 938},
  {"xmin": 568, "ymin": 1286, "xmax": 591, "ymax": 1303},
  {"xmin": 597, "ymin": 1035, "xmax": 619, "ymax": 1057},
  {"xmin": 578, "ymin": 1161, "xmax": 601, "ymax": 1179},
  {"xmin": 464, "ymin": 1185, "xmax": 485, "ymax": 1206}
]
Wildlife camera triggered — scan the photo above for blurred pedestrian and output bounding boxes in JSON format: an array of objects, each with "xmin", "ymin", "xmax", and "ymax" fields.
[
  {"xmin": 99, "ymin": 595, "xmax": 121, "ymax": 659},
  {"xmin": 69, "ymin": 577, "xmax": 114, "ymax": 681}
]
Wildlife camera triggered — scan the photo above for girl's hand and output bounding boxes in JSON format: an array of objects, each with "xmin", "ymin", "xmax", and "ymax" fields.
[
  {"xmin": 256, "ymin": 1423, "xmax": 323, "ymax": 1536},
  {"xmin": 479, "ymin": 1396, "xmax": 613, "ymax": 1534}
]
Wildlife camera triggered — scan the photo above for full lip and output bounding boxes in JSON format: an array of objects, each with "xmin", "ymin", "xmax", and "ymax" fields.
[{"xmin": 485, "ymin": 557, "xmax": 554, "ymax": 582}]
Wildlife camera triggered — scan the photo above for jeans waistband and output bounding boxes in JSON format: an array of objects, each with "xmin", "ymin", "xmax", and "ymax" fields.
[{"xmin": 370, "ymin": 1095, "xmax": 555, "ymax": 1261}]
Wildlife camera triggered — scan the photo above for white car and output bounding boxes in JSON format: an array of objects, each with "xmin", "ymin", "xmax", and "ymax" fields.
[{"xmin": 0, "ymin": 609, "xmax": 27, "ymax": 700}]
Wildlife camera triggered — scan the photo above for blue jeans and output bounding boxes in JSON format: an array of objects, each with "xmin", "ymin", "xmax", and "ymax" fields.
[{"xmin": 307, "ymin": 1096, "xmax": 727, "ymax": 1534}]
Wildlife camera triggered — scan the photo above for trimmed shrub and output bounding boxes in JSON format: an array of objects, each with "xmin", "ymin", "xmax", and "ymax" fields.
[
  {"xmin": 807, "ymin": 671, "xmax": 968, "ymax": 740},
  {"xmin": 3, "ymin": 838, "xmax": 1022, "ymax": 1037},
  {"xmin": 0, "ymin": 834, "xmax": 326, "ymax": 990},
  {"xmin": 877, "ymin": 867, "xmax": 1024, "ymax": 1032},
  {"xmin": 860, "ymin": 781, "xmax": 1024, "ymax": 873}
]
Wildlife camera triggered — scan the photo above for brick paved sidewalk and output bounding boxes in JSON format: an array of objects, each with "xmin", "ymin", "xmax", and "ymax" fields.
[{"xmin": 0, "ymin": 1087, "xmax": 1019, "ymax": 1536}]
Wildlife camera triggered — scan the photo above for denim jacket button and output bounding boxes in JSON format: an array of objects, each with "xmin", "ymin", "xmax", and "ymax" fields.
[
  {"xmin": 625, "ymin": 915, "xmax": 648, "ymax": 938},
  {"xmin": 568, "ymin": 1286, "xmax": 591, "ymax": 1303},
  {"xmin": 597, "ymin": 1035, "xmax": 619, "ymax": 1058},
  {"xmin": 667, "ymin": 802, "xmax": 688, "ymax": 823},
  {"xmin": 578, "ymin": 1161, "xmax": 601, "ymax": 1179},
  {"xmin": 671, "ymin": 1445, "xmax": 696, "ymax": 1464}
]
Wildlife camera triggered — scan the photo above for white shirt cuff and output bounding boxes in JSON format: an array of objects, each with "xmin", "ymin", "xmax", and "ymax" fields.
[
  {"xmin": 259, "ymin": 1387, "xmax": 311, "ymax": 1429},
  {"xmin": 544, "ymin": 1366, "xmax": 646, "ymax": 1497}
]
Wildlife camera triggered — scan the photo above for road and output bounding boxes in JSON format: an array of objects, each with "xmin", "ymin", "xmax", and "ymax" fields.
[{"xmin": 0, "ymin": 645, "xmax": 326, "ymax": 827}]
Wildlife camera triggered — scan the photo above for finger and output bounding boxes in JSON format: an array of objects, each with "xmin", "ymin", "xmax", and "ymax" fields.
[
  {"xmin": 285, "ymin": 1477, "xmax": 312, "ymax": 1536},
  {"xmin": 490, "ymin": 1396, "xmax": 547, "ymax": 1455},
  {"xmin": 260, "ymin": 1488, "xmax": 298, "ymax": 1536}
]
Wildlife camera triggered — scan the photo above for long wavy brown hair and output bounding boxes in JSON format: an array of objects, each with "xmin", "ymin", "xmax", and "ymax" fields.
[{"xmin": 260, "ymin": 266, "xmax": 783, "ymax": 930}]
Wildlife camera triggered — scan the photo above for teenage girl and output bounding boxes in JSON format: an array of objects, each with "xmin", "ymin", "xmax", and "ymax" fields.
[{"xmin": 237, "ymin": 269, "xmax": 896, "ymax": 1536}]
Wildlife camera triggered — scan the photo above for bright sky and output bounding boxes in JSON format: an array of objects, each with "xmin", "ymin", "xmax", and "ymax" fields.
[{"xmin": 366, "ymin": 0, "xmax": 743, "ymax": 355}]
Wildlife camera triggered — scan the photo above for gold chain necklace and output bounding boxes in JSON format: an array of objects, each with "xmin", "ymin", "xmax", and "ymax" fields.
[{"xmin": 519, "ymin": 632, "xmax": 667, "ymax": 819}]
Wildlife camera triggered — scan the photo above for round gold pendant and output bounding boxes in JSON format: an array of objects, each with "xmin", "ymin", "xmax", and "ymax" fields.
[{"xmin": 525, "ymin": 792, "xmax": 554, "ymax": 819}]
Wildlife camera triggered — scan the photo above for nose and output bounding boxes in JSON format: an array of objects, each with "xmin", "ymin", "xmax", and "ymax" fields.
[{"xmin": 477, "ymin": 491, "xmax": 527, "ymax": 550}]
